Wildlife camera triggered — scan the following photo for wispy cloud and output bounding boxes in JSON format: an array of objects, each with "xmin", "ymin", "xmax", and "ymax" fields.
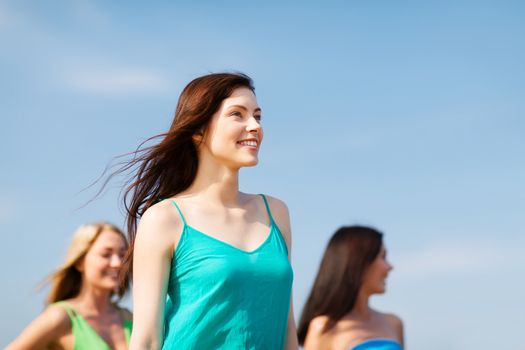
[
  {"xmin": 0, "ymin": 2, "xmax": 25, "ymax": 29},
  {"xmin": 66, "ymin": 67, "xmax": 171, "ymax": 96},
  {"xmin": 394, "ymin": 236, "xmax": 525, "ymax": 279}
]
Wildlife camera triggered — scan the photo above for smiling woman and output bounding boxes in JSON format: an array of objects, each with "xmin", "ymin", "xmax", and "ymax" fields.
[
  {"xmin": 5, "ymin": 222, "xmax": 132, "ymax": 350},
  {"xmin": 105, "ymin": 72, "xmax": 297, "ymax": 349}
]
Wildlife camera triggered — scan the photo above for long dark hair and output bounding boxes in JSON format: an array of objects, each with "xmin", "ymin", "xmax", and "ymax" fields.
[
  {"xmin": 297, "ymin": 226, "xmax": 383, "ymax": 345},
  {"xmin": 111, "ymin": 72, "xmax": 255, "ymax": 283}
]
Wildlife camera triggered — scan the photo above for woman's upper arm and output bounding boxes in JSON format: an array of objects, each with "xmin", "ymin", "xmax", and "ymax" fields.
[
  {"xmin": 284, "ymin": 295, "xmax": 298, "ymax": 350},
  {"xmin": 386, "ymin": 313, "xmax": 404, "ymax": 347},
  {"xmin": 5, "ymin": 305, "xmax": 69, "ymax": 350},
  {"xmin": 265, "ymin": 195, "xmax": 297, "ymax": 349},
  {"xmin": 395, "ymin": 316, "xmax": 404, "ymax": 347},
  {"xmin": 129, "ymin": 202, "xmax": 182, "ymax": 350}
]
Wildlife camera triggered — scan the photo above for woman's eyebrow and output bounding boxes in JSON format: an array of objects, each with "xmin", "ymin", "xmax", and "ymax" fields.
[{"xmin": 228, "ymin": 105, "xmax": 262, "ymax": 113}]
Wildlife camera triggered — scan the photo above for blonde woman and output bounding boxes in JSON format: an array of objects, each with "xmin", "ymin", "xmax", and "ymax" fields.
[{"xmin": 6, "ymin": 222, "xmax": 132, "ymax": 350}]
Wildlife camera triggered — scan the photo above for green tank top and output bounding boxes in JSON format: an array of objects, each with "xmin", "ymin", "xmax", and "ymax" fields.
[
  {"xmin": 53, "ymin": 301, "xmax": 132, "ymax": 350},
  {"xmin": 162, "ymin": 194, "xmax": 293, "ymax": 349}
]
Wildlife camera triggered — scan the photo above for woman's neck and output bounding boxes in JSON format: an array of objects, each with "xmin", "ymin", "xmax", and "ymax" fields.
[
  {"xmin": 75, "ymin": 285, "xmax": 113, "ymax": 315},
  {"xmin": 184, "ymin": 157, "xmax": 241, "ymax": 206},
  {"xmin": 350, "ymin": 289, "xmax": 372, "ymax": 319}
]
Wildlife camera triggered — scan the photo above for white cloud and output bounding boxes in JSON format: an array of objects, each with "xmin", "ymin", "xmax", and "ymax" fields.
[{"xmin": 66, "ymin": 67, "xmax": 171, "ymax": 96}]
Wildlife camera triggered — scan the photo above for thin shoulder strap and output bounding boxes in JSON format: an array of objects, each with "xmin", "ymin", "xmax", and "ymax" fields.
[
  {"xmin": 169, "ymin": 199, "xmax": 187, "ymax": 226},
  {"xmin": 259, "ymin": 194, "xmax": 275, "ymax": 224},
  {"xmin": 53, "ymin": 301, "xmax": 77, "ymax": 320}
]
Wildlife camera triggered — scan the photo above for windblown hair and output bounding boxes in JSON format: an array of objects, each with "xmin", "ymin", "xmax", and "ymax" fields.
[
  {"xmin": 113, "ymin": 72, "xmax": 255, "ymax": 283},
  {"xmin": 44, "ymin": 222, "xmax": 129, "ymax": 304},
  {"xmin": 297, "ymin": 226, "xmax": 383, "ymax": 345}
]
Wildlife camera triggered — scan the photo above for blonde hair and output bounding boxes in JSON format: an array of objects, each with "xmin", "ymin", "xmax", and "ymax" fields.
[{"xmin": 44, "ymin": 222, "xmax": 129, "ymax": 304}]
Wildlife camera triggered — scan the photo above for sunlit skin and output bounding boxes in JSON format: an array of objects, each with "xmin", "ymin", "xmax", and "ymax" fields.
[
  {"xmin": 198, "ymin": 87, "xmax": 264, "ymax": 170},
  {"xmin": 304, "ymin": 245, "xmax": 404, "ymax": 350},
  {"xmin": 129, "ymin": 87, "xmax": 298, "ymax": 350},
  {"xmin": 360, "ymin": 245, "xmax": 394, "ymax": 295},
  {"xmin": 5, "ymin": 230, "xmax": 132, "ymax": 350}
]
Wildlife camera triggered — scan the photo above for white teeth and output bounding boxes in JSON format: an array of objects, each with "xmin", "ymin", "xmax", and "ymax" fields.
[{"xmin": 239, "ymin": 140, "xmax": 257, "ymax": 147}]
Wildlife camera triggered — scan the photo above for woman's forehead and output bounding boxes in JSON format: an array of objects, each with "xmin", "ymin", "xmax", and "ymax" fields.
[
  {"xmin": 222, "ymin": 88, "xmax": 259, "ymax": 109},
  {"xmin": 91, "ymin": 230, "xmax": 126, "ymax": 249}
]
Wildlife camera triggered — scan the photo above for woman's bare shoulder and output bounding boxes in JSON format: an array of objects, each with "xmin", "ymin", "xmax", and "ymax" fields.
[
  {"xmin": 41, "ymin": 304, "xmax": 71, "ymax": 327},
  {"xmin": 138, "ymin": 199, "xmax": 184, "ymax": 246},
  {"xmin": 382, "ymin": 312, "xmax": 403, "ymax": 328},
  {"xmin": 5, "ymin": 304, "xmax": 71, "ymax": 350},
  {"xmin": 376, "ymin": 311, "xmax": 403, "ymax": 341},
  {"xmin": 260, "ymin": 194, "xmax": 289, "ymax": 228},
  {"xmin": 260, "ymin": 194, "xmax": 292, "ymax": 251},
  {"xmin": 303, "ymin": 316, "xmax": 332, "ymax": 350},
  {"xmin": 309, "ymin": 315, "xmax": 330, "ymax": 333},
  {"xmin": 141, "ymin": 199, "xmax": 182, "ymax": 225},
  {"xmin": 261, "ymin": 194, "xmax": 288, "ymax": 213}
]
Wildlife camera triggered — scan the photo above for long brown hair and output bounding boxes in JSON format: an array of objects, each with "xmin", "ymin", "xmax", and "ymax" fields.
[
  {"xmin": 114, "ymin": 72, "xmax": 255, "ymax": 282},
  {"xmin": 297, "ymin": 226, "xmax": 383, "ymax": 345},
  {"xmin": 44, "ymin": 222, "xmax": 129, "ymax": 304}
]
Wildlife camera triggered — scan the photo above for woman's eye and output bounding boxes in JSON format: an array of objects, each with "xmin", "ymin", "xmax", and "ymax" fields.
[
  {"xmin": 230, "ymin": 111, "xmax": 242, "ymax": 117},
  {"xmin": 254, "ymin": 114, "xmax": 262, "ymax": 122}
]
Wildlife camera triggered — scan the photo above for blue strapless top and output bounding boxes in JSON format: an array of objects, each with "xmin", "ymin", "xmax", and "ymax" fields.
[{"xmin": 351, "ymin": 339, "xmax": 402, "ymax": 350}]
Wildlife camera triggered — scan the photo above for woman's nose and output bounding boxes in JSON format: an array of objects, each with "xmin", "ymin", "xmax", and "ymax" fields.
[
  {"xmin": 246, "ymin": 115, "xmax": 261, "ymax": 133},
  {"xmin": 110, "ymin": 254, "xmax": 123, "ymax": 267}
]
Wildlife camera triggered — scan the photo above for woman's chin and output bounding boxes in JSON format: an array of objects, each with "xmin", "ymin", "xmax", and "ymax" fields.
[{"xmin": 239, "ymin": 158, "xmax": 259, "ymax": 167}]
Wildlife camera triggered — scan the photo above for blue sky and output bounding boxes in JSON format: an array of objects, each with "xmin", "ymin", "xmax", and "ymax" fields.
[{"xmin": 1, "ymin": 0, "xmax": 524, "ymax": 348}]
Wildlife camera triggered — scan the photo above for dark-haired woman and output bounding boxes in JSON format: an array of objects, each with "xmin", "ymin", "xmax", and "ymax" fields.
[
  {"xmin": 6, "ymin": 222, "xmax": 132, "ymax": 350},
  {"xmin": 298, "ymin": 226, "xmax": 403, "ymax": 350},
  {"xmin": 122, "ymin": 73, "xmax": 297, "ymax": 349}
]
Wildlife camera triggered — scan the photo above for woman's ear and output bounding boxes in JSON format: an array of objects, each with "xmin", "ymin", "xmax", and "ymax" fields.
[
  {"xmin": 75, "ymin": 259, "xmax": 85, "ymax": 272},
  {"xmin": 192, "ymin": 130, "xmax": 204, "ymax": 144}
]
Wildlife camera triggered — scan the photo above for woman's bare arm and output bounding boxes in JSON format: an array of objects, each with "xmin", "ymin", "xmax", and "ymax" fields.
[
  {"xmin": 267, "ymin": 195, "xmax": 299, "ymax": 350},
  {"xmin": 128, "ymin": 201, "xmax": 182, "ymax": 350},
  {"xmin": 5, "ymin": 305, "xmax": 70, "ymax": 350}
]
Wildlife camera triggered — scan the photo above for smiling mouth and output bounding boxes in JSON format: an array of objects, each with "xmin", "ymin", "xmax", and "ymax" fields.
[
  {"xmin": 237, "ymin": 139, "xmax": 258, "ymax": 148},
  {"xmin": 106, "ymin": 271, "xmax": 119, "ymax": 279}
]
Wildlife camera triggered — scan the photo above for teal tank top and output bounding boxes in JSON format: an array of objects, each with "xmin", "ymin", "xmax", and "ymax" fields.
[
  {"xmin": 352, "ymin": 339, "xmax": 402, "ymax": 350},
  {"xmin": 162, "ymin": 194, "xmax": 294, "ymax": 350}
]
